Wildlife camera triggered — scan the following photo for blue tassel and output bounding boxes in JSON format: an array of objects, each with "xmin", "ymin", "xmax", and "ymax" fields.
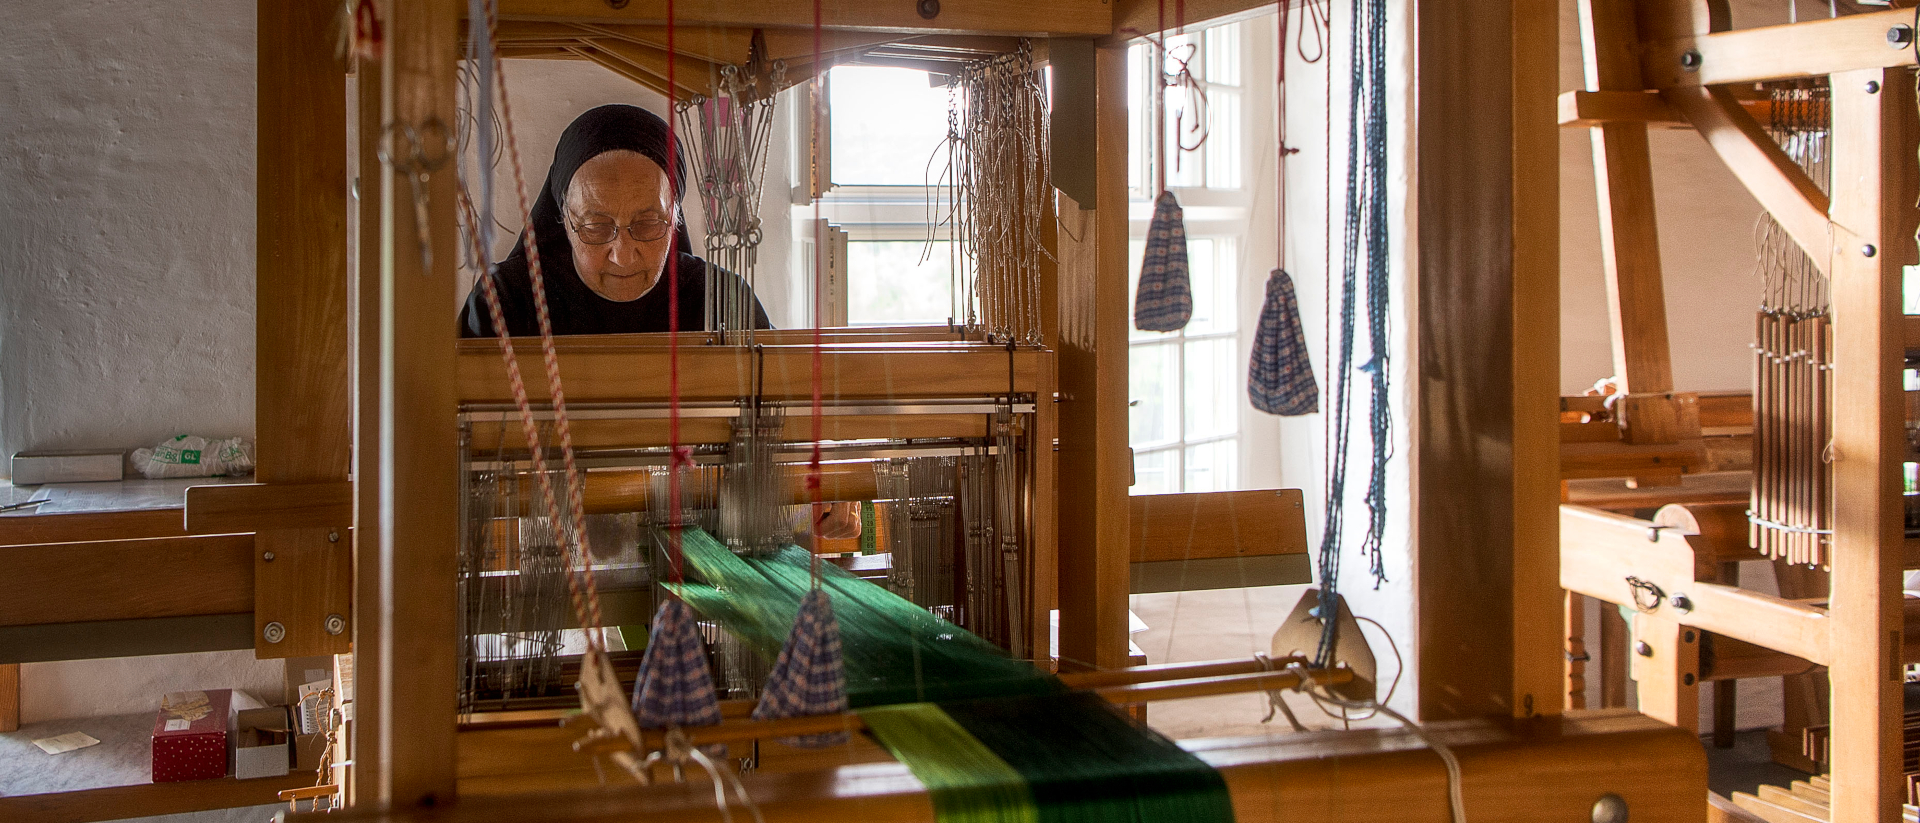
[
  {"xmin": 1134, "ymin": 191, "xmax": 1193, "ymax": 332},
  {"xmin": 1248, "ymin": 268, "xmax": 1319, "ymax": 416},
  {"xmin": 752, "ymin": 588, "xmax": 850, "ymax": 747},
  {"xmin": 631, "ymin": 598, "xmax": 723, "ymax": 732}
]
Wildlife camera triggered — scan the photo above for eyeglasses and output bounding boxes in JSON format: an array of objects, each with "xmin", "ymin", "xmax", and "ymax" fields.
[{"xmin": 565, "ymin": 216, "xmax": 673, "ymax": 245}]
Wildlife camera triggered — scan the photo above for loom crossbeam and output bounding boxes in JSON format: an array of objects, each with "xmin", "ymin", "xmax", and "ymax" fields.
[{"xmin": 306, "ymin": 709, "xmax": 1705, "ymax": 823}]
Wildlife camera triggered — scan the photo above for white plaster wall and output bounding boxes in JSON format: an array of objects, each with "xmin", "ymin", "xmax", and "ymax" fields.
[
  {"xmin": 0, "ymin": 0, "xmax": 257, "ymax": 465},
  {"xmin": 20, "ymin": 651, "xmax": 286, "ymax": 724},
  {"xmin": 466, "ymin": 58, "xmax": 797, "ymax": 326},
  {"xmin": 1558, "ymin": 0, "xmax": 1810, "ymax": 394},
  {"xmin": 1, "ymin": 0, "xmax": 274, "ymax": 723}
]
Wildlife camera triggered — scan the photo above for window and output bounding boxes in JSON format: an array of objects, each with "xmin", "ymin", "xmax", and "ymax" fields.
[{"xmin": 1126, "ymin": 21, "xmax": 1263, "ymax": 495}]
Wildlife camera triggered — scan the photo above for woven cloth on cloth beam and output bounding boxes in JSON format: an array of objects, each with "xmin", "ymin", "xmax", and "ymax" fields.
[
  {"xmin": 862, "ymin": 692, "xmax": 1235, "ymax": 823},
  {"xmin": 751, "ymin": 587, "xmax": 851, "ymax": 747},
  {"xmin": 1134, "ymin": 191, "xmax": 1193, "ymax": 332},
  {"xmin": 670, "ymin": 526, "xmax": 1058, "ymax": 707},
  {"xmin": 1248, "ymin": 268, "xmax": 1319, "ymax": 415},
  {"xmin": 630, "ymin": 597, "xmax": 723, "ymax": 731}
]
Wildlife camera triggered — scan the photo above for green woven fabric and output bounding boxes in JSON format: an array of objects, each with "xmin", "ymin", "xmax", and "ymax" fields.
[
  {"xmin": 670, "ymin": 526, "xmax": 1058, "ymax": 707},
  {"xmin": 940, "ymin": 692, "xmax": 1235, "ymax": 823},
  {"xmin": 861, "ymin": 703, "xmax": 1040, "ymax": 823}
]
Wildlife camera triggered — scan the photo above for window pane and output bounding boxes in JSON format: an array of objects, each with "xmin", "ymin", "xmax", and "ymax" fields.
[
  {"xmin": 1205, "ymin": 23, "xmax": 1241, "ymax": 87},
  {"xmin": 829, "ymin": 67, "xmax": 953, "ymax": 186},
  {"xmin": 1184, "ymin": 238, "xmax": 1237, "ymax": 335},
  {"xmin": 1133, "ymin": 449, "xmax": 1178, "ymax": 496},
  {"xmin": 1183, "ymin": 440, "xmax": 1237, "ymax": 492},
  {"xmin": 1183, "ymin": 337, "xmax": 1236, "ymax": 440},
  {"xmin": 1129, "ymin": 342, "xmax": 1179, "ymax": 448},
  {"xmin": 846, "ymin": 241, "xmax": 954, "ymax": 325},
  {"xmin": 1204, "ymin": 89, "xmax": 1241, "ymax": 190}
]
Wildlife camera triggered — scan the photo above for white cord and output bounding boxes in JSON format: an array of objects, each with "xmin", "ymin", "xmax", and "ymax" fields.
[
  {"xmin": 641, "ymin": 729, "xmax": 768, "ymax": 823},
  {"xmin": 1272, "ymin": 663, "xmax": 1466, "ymax": 823}
]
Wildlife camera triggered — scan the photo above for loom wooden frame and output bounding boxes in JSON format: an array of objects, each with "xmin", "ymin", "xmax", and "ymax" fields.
[
  {"xmin": 0, "ymin": 0, "xmax": 1717, "ymax": 819},
  {"xmin": 1555, "ymin": 0, "xmax": 1919, "ymax": 819}
]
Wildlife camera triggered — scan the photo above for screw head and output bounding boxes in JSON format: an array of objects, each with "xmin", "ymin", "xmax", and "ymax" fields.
[
  {"xmin": 328, "ymin": 530, "xmax": 340, "ymax": 543},
  {"xmin": 1890, "ymin": 24, "xmax": 1914, "ymax": 49},
  {"xmin": 1864, "ymin": 244, "xmax": 1879, "ymax": 258},
  {"xmin": 1683, "ymin": 673, "xmax": 1697, "ymax": 686},
  {"xmin": 1679, "ymin": 49, "xmax": 1703, "ymax": 70},
  {"xmin": 1683, "ymin": 630, "xmax": 1696, "ymax": 643},
  {"xmin": 263, "ymin": 621, "xmax": 287, "ymax": 644},
  {"xmin": 1592, "ymin": 792, "xmax": 1629, "ymax": 823},
  {"xmin": 1671, "ymin": 594, "xmax": 1693, "ymax": 612},
  {"xmin": 1635, "ymin": 641, "xmax": 1653, "ymax": 657},
  {"xmin": 325, "ymin": 614, "xmax": 347, "ymax": 636},
  {"xmin": 262, "ymin": 551, "xmax": 276, "ymax": 562},
  {"xmin": 1867, "ymin": 80, "xmax": 1883, "ymax": 94},
  {"xmin": 917, "ymin": 0, "xmax": 940, "ymax": 19}
]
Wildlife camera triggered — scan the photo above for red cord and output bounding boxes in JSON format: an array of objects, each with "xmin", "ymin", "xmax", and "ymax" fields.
[
  {"xmin": 666, "ymin": 0, "xmax": 684, "ymax": 586},
  {"xmin": 809, "ymin": 0, "xmax": 824, "ymax": 587}
]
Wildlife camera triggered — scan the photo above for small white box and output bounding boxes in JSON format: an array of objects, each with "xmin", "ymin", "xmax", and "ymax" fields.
[
  {"xmin": 232, "ymin": 707, "xmax": 293, "ymax": 780},
  {"xmin": 10, "ymin": 451, "xmax": 124, "ymax": 485}
]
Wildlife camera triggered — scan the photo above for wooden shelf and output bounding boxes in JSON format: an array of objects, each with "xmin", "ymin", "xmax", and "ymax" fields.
[{"xmin": 0, "ymin": 773, "xmax": 312, "ymax": 823}]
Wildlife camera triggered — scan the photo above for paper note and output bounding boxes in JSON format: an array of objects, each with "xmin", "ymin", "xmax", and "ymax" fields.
[
  {"xmin": 164, "ymin": 719, "xmax": 190, "ymax": 732},
  {"xmin": 33, "ymin": 732, "xmax": 101, "ymax": 754}
]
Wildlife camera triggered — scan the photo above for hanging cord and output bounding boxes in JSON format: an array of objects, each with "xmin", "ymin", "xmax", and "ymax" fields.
[
  {"xmin": 1316, "ymin": 0, "xmax": 1393, "ymax": 669},
  {"xmin": 664, "ymin": 0, "xmax": 690, "ymax": 586},
  {"xmin": 466, "ymin": 0, "xmax": 606, "ymax": 651},
  {"xmin": 640, "ymin": 730, "xmax": 767, "ymax": 823}
]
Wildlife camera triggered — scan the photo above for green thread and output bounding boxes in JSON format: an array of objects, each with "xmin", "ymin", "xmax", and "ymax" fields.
[{"xmin": 861, "ymin": 703, "xmax": 1040, "ymax": 823}]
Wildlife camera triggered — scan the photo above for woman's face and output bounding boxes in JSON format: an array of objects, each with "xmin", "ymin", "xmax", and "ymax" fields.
[{"xmin": 562, "ymin": 150, "xmax": 676, "ymax": 302}]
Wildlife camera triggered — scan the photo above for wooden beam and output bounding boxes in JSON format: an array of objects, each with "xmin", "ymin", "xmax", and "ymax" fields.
[
  {"xmin": 457, "ymin": 344, "xmax": 1044, "ymax": 403},
  {"xmin": 256, "ymin": 0, "xmax": 352, "ymax": 660},
  {"xmin": 1129, "ymin": 489, "xmax": 1310, "ymax": 563},
  {"xmin": 184, "ymin": 481, "xmax": 353, "ymax": 534},
  {"xmin": 1824, "ymin": 65, "xmax": 1913, "ymax": 823},
  {"xmin": 1631, "ymin": 614, "xmax": 1701, "ymax": 734},
  {"xmin": 1580, "ymin": 0, "xmax": 1677, "ymax": 446},
  {"xmin": 1110, "ymin": 0, "xmax": 1278, "ymax": 42},
  {"xmin": 301, "ymin": 711, "xmax": 1708, "ymax": 823},
  {"xmin": 1557, "ymin": 89, "xmax": 1781, "ymax": 130},
  {"xmin": 369, "ymin": 0, "xmax": 462, "ymax": 807},
  {"xmin": 1642, "ymin": 7, "xmax": 1919, "ymax": 88},
  {"xmin": 493, "ymin": 0, "xmax": 1112, "ymax": 37},
  {"xmin": 1560, "ymin": 504, "xmax": 1832, "ymax": 666},
  {"xmin": 0, "ymin": 663, "xmax": 16, "ymax": 733},
  {"xmin": 0, "ymin": 773, "xmax": 312, "ymax": 823},
  {"xmin": 0, "ymin": 509, "xmax": 188, "ymax": 547},
  {"xmin": 1053, "ymin": 40, "xmax": 1130, "ymax": 673},
  {"xmin": 1512, "ymin": 0, "xmax": 1567, "ymax": 718},
  {"xmin": 1418, "ymin": 0, "xmax": 1563, "ymax": 721},
  {"xmin": 1663, "ymin": 84, "xmax": 1832, "ymax": 274},
  {"xmin": 0, "ymin": 536, "xmax": 254, "ymax": 626}
]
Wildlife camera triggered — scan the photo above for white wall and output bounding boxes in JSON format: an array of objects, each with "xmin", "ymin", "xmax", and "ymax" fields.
[
  {"xmin": 0, "ymin": 0, "xmax": 258, "ymax": 465},
  {"xmin": 1558, "ymin": 0, "xmax": 1810, "ymax": 394},
  {"xmin": 0, "ymin": 0, "xmax": 275, "ymax": 722}
]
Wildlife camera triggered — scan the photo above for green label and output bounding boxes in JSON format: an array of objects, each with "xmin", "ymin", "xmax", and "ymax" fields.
[{"xmin": 180, "ymin": 449, "xmax": 201, "ymax": 464}]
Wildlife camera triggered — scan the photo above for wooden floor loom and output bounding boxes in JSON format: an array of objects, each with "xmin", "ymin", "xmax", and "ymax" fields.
[
  {"xmin": 1555, "ymin": 1, "xmax": 1920, "ymax": 820},
  {"xmin": 0, "ymin": 0, "xmax": 1719, "ymax": 821}
]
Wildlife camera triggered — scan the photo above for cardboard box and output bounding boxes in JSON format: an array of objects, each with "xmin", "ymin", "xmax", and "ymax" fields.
[
  {"xmin": 233, "ymin": 707, "xmax": 293, "ymax": 779},
  {"xmin": 152, "ymin": 689, "xmax": 232, "ymax": 782},
  {"xmin": 10, "ymin": 450, "xmax": 123, "ymax": 484}
]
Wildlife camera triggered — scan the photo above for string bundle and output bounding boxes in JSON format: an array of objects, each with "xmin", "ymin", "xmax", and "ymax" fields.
[
  {"xmin": 675, "ymin": 35, "xmax": 785, "ymax": 342},
  {"xmin": 941, "ymin": 42, "xmax": 1051, "ymax": 343},
  {"xmin": 1317, "ymin": 0, "xmax": 1394, "ymax": 669},
  {"xmin": 1748, "ymin": 81, "xmax": 1832, "ymax": 566}
]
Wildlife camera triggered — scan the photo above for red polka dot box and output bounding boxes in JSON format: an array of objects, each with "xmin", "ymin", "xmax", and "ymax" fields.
[{"xmin": 151, "ymin": 689, "xmax": 233, "ymax": 783}]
